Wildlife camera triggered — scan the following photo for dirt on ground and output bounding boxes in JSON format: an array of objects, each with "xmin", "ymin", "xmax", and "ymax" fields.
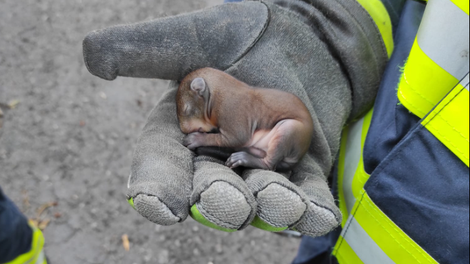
[{"xmin": 0, "ymin": 1, "xmax": 301, "ymax": 263}]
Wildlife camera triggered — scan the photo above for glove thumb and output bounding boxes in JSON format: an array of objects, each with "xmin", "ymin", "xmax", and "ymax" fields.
[{"xmin": 82, "ymin": 2, "xmax": 268, "ymax": 81}]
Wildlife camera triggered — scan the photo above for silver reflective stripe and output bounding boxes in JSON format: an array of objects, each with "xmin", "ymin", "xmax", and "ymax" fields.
[
  {"xmin": 343, "ymin": 118, "xmax": 364, "ymax": 213},
  {"xmin": 342, "ymin": 215, "xmax": 396, "ymax": 264},
  {"xmin": 460, "ymin": 73, "xmax": 469, "ymax": 91},
  {"xmin": 417, "ymin": 0, "xmax": 469, "ymax": 79},
  {"xmin": 34, "ymin": 250, "xmax": 45, "ymax": 264},
  {"xmin": 25, "ymin": 237, "xmax": 42, "ymax": 264}
]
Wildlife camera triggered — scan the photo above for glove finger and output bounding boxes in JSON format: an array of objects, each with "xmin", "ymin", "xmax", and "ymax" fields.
[
  {"xmin": 127, "ymin": 81, "xmax": 193, "ymax": 225},
  {"xmin": 289, "ymin": 154, "xmax": 342, "ymax": 237},
  {"xmin": 189, "ymin": 155, "xmax": 257, "ymax": 231},
  {"xmin": 82, "ymin": 2, "xmax": 269, "ymax": 81},
  {"xmin": 242, "ymin": 169, "xmax": 309, "ymax": 231}
]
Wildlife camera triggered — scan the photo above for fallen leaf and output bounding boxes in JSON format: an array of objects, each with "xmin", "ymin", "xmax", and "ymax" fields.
[
  {"xmin": 122, "ymin": 234, "xmax": 130, "ymax": 251},
  {"xmin": 54, "ymin": 212, "xmax": 62, "ymax": 218},
  {"xmin": 36, "ymin": 201, "xmax": 58, "ymax": 218},
  {"xmin": 38, "ymin": 219, "xmax": 50, "ymax": 230},
  {"xmin": 7, "ymin": 99, "xmax": 20, "ymax": 109}
]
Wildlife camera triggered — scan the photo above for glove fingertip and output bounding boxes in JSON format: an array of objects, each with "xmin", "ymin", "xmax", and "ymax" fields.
[
  {"xmin": 132, "ymin": 194, "xmax": 183, "ymax": 225},
  {"xmin": 82, "ymin": 30, "xmax": 118, "ymax": 81},
  {"xmin": 189, "ymin": 204, "xmax": 237, "ymax": 233},
  {"xmin": 250, "ymin": 216, "xmax": 288, "ymax": 232}
]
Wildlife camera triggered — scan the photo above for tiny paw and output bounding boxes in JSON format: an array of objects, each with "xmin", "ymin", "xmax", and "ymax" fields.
[
  {"xmin": 183, "ymin": 132, "xmax": 204, "ymax": 150},
  {"xmin": 225, "ymin": 152, "xmax": 251, "ymax": 168}
]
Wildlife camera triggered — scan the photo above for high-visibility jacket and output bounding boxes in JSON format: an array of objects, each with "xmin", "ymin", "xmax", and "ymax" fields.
[{"xmin": 333, "ymin": 0, "xmax": 469, "ymax": 263}]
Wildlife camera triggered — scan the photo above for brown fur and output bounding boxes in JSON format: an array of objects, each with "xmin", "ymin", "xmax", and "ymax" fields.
[{"xmin": 176, "ymin": 67, "xmax": 313, "ymax": 171}]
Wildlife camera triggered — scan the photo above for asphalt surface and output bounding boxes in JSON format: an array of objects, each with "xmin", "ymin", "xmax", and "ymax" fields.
[{"xmin": 0, "ymin": 1, "xmax": 301, "ymax": 263}]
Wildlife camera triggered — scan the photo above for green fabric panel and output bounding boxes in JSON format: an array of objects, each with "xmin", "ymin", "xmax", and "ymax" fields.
[
  {"xmin": 250, "ymin": 216, "xmax": 288, "ymax": 232},
  {"xmin": 127, "ymin": 197, "xmax": 136, "ymax": 210},
  {"xmin": 189, "ymin": 204, "xmax": 237, "ymax": 233}
]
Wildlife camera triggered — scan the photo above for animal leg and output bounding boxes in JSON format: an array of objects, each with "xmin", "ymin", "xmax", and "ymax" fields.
[
  {"xmin": 262, "ymin": 119, "xmax": 310, "ymax": 171},
  {"xmin": 225, "ymin": 151, "xmax": 270, "ymax": 169}
]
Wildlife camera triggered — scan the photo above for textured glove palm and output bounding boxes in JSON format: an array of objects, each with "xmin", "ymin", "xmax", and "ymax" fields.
[{"xmin": 82, "ymin": 0, "xmax": 387, "ymax": 236}]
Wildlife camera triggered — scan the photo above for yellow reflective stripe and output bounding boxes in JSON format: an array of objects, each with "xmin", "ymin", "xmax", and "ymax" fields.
[
  {"xmin": 356, "ymin": 191, "xmax": 438, "ymax": 263},
  {"xmin": 337, "ymin": 109, "xmax": 373, "ymax": 227},
  {"xmin": 451, "ymin": 0, "xmax": 469, "ymax": 15},
  {"xmin": 335, "ymin": 190, "xmax": 439, "ymax": 264},
  {"xmin": 397, "ymin": 38, "xmax": 459, "ymax": 118},
  {"xmin": 397, "ymin": 0, "xmax": 469, "ymax": 118},
  {"xmin": 351, "ymin": 110, "xmax": 373, "ymax": 200},
  {"xmin": 422, "ymin": 75, "xmax": 469, "ymax": 166},
  {"xmin": 355, "ymin": 0, "xmax": 394, "ymax": 57},
  {"xmin": 334, "ymin": 236, "xmax": 364, "ymax": 264},
  {"xmin": 5, "ymin": 223, "xmax": 45, "ymax": 264}
]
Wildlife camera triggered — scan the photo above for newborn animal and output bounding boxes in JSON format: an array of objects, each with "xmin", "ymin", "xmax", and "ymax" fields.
[{"xmin": 176, "ymin": 68, "xmax": 313, "ymax": 171}]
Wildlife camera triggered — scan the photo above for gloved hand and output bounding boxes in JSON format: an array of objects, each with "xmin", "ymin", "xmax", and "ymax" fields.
[{"xmin": 82, "ymin": 0, "xmax": 387, "ymax": 236}]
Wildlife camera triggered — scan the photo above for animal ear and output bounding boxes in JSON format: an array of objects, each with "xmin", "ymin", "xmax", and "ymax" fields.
[{"xmin": 190, "ymin": 77, "xmax": 206, "ymax": 96}]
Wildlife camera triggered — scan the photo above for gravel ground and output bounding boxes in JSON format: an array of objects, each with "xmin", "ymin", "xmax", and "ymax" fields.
[{"xmin": 0, "ymin": 1, "xmax": 301, "ymax": 263}]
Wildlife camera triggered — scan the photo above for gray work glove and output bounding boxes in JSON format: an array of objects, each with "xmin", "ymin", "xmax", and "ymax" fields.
[{"xmin": 83, "ymin": 0, "xmax": 387, "ymax": 236}]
